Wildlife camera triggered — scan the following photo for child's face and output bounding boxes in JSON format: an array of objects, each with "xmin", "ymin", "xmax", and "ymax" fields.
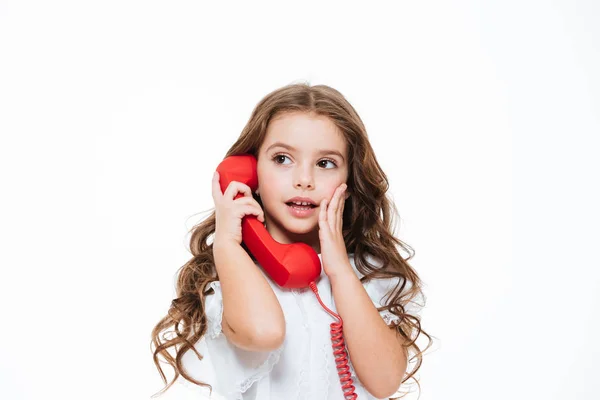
[{"xmin": 256, "ymin": 111, "xmax": 349, "ymax": 249}]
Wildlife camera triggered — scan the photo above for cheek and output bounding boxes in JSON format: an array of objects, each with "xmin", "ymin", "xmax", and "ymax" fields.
[
  {"xmin": 326, "ymin": 189, "xmax": 338, "ymax": 201},
  {"xmin": 259, "ymin": 169, "xmax": 284, "ymax": 196},
  {"xmin": 324, "ymin": 179, "xmax": 345, "ymax": 198}
]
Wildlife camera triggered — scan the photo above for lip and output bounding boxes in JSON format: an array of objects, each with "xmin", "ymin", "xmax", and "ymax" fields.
[
  {"xmin": 286, "ymin": 202, "xmax": 317, "ymax": 218},
  {"xmin": 286, "ymin": 196, "xmax": 317, "ymax": 206}
]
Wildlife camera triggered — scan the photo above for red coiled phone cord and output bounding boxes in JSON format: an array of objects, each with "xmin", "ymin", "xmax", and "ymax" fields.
[{"xmin": 309, "ymin": 282, "xmax": 358, "ymax": 400}]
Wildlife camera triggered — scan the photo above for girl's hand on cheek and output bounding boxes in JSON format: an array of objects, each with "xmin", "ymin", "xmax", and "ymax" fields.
[{"xmin": 318, "ymin": 183, "xmax": 352, "ymax": 278}]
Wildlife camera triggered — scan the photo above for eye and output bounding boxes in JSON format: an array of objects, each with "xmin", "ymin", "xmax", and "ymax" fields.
[
  {"xmin": 272, "ymin": 153, "xmax": 338, "ymax": 169},
  {"xmin": 272, "ymin": 154, "xmax": 291, "ymax": 164},
  {"xmin": 317, "ymin": 159, "xmax": 337, "ymax": 169}
]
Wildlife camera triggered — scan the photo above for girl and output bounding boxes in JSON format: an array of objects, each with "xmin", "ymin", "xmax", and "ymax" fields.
[{"xmin": 151, "ymin": 83, "xmax": 432, "ymax": 400}]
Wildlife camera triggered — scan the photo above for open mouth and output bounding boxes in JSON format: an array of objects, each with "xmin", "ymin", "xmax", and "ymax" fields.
[{"xmin": 286, "ymin": 202, "xmax": 317, "ymax": 209}]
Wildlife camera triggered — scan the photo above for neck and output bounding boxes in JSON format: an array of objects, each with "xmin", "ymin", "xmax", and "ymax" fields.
[{"xmin": 265, "ymin": 220, "xmax": 321, "ymax": 254}]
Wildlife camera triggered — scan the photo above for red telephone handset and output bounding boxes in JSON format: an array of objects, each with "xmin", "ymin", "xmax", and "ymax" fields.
[{"xmin": 215, "ymin": 154, "xmax": 322, "ymax": 288}]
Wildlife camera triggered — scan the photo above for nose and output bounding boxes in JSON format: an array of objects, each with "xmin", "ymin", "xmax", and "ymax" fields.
[{"xmin": 294, "ymin": 162, "xmax": 314, "ymax": 189}]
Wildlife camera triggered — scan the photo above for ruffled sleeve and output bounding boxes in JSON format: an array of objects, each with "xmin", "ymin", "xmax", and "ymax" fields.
[
  {"xmin": 205, "ymin": 280, "xmax": 225, "ymax": 339},
  {"xmin": 362, "ymin": 276, "xmax": 425, "ymax": 326},
  {"xmin": 178, "ymin": 280, "xmax": 284, "ymax": 400},
  {"xmin": 350, "ymin": 254, "xmax": 425, "ymax": 327}
]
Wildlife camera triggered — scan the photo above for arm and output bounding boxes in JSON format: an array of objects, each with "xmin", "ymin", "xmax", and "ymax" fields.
[
  {"xmin": 212, "ymin": 239, "xmax": 286, "ymax": 352},
  {"xmin": 330, "ymin": 266, "xmax": 407, "ymax": 399}
]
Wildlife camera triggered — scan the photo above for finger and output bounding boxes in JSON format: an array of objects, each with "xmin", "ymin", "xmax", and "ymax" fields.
[
  {"xmin": 233, "ymin": 195, "xmax": 258, "ymax": 204},
  {"xmin": 233, "ymin": 198, "xmax": 265, "ymax": 220},
  {"xmin": 319, "ymin": 199, "xmax": 327, "ymax": 223},
  {"xmin": 252, "ymin": 205, "xmax": 265, "ymax": 222},
  {"xmin": 247, "ymin": 202, "xmax": 265, "ymax": 222},
  {"xmin": 223, "ymin": 181, "xmax": 253, "ymax": 201},
  {"xmin": 338, "ymin": 186, "xmax": 346, "ymax": 230},
  {"xmin": 328, "ymin": 186, "xmax": 343, "ymax": 232},
  {"xmin": 319, "ymin": 198, "xmax": 329, "ymax": 235},
  {"xmin": 211, "ymin": 171, "xmax": 223, "ymax": 202},
  {"xmin": 240, "ymin": 205, "xmax": 264, "ymax": 222}
]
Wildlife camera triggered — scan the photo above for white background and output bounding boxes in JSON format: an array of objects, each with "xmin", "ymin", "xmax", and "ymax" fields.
[{"xmin": 1, "ymin": 1, "xmax": 598, "ymax": 399}]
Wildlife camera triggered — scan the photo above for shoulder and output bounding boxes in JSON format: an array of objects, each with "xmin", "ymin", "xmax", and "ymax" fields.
[
  {"xmin": 349, "ymin": 252, "xmax": 424, "ymax": 311},
  {"xmin": 347, "ymin": 252, "xmax": 391, "ymax": 281},
  {"xmin": 349, "ymin": 252, "xmax": 400, "ymax": 296}
]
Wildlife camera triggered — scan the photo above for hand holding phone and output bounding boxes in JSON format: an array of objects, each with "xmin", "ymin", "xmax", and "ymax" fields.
[{"xmin": 211, "ymin": 170, "xmax": 265, "ymax": 247}]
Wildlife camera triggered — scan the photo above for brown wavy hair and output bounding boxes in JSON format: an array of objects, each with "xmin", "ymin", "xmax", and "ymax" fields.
[{"xmin": 150, "ymin": 82, "xmax": 433, "ymax": 399}]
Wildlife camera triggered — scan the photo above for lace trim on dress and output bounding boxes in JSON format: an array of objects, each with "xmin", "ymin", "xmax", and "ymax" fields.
[
  {"xmin": 176, "ymin": 376, "xmax": 213, "ymax": 396},
  {"xmin": 380, "ymin": 309, "xmax": 401, "ymax": 326},
  {"xmin": 177, "ymin": 351, "xmax": 284, "ymax": 400},
  {"xmin": 175, "ymin": 349, "xmax": 284, "ymax": 400},
  {"xmin": 206, "ymin": 281, "xmax": 223, "ymax": 339},
  {"xmin": 231, "ymin": 345, "xmax": 284, "ymax": 399}
]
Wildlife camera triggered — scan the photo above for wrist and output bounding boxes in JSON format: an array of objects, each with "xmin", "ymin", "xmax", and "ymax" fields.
[
  {"xmin": 212, "ymin": 237, "xmax": 240, "ymax": 252},
  {"xmin": 328, "ymin": 264, "xmax": 358, "ymax": 286}
]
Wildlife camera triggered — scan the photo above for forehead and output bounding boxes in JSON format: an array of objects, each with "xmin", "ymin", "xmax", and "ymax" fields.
[{"xmin": 260, "ymin": 112, "xmax": 347, "ymax": 155}]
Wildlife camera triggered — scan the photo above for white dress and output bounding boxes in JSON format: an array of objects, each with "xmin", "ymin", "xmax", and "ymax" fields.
[{"xmin": 176, "ymin": 252, "xmax": 424, "ymax": 400}]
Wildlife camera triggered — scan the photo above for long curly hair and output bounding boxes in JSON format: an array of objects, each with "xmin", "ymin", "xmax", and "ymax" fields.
[{"xmin": 150, "ymin": 82, "xmax": 433, "ymax": 399}]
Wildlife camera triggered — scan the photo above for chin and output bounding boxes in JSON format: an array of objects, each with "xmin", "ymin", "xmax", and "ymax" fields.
[
  {"xmin": 287, "ymin": 225, "xmax": 317, "ymax": 235},
  {"xmin": 278, "ymin": 217, "xmax": 319, "ymax": 236}
]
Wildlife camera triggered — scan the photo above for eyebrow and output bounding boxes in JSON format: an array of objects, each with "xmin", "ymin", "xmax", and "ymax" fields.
[{"xmin": 266, "ymin": 142, "xmax": 345, "ymax": 161}]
